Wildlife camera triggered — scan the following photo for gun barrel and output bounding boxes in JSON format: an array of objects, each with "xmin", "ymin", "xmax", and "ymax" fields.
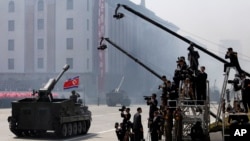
[
  {"xmin": 55, "ymin": 64, "xmax": 70, "ymax": 83},
  {"xmin": 38, "ymin": 64, "xmax": 70, "ymax": 101}
]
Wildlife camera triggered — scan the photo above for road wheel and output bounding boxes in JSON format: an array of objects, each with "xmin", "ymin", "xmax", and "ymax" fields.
[
  {"xmin": 11, "ymin": 129, "xmax": 23, "ymax": 137},
  {"xmin": 77, "ymin": 122, "xmax": 82, "ymax": 134},
  {"xmin": 32, "ymin": 130, "xmax": 46, "ymax": 137},
  {"xmin": 61, "ymin": 124, "xmax": 67, "ymax": 137},
  {"xmin": 23, "ymin": 130, "xmax": 30, "ymax": 136},
  {"xmin": 85, "ymin": 120, "xmax": 91, "ymax": 133},
  {"xmin": 9, "ymin": 117, "xmax": 24, "ymax": 137},
  {"xmin": 82, "ymin": 121, "xmax": 87, "ymax": 134},
  {"xmin": 72, "ymin": 122, "xmax": 77, "ymax": 135},
  {"xmin": 67, "ymin": 123, "xmax": 73, "ymax": 136}
]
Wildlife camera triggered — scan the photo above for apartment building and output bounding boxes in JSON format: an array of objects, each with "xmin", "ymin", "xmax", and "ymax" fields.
[{"xmin": 0, "ymin": 0, "xmax": 95, "ymax": 93}]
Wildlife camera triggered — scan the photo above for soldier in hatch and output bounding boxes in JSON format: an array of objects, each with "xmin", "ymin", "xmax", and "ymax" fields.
[{"xmin": 70, "ymin": 90, "xmax": 80, "ymax": 103}]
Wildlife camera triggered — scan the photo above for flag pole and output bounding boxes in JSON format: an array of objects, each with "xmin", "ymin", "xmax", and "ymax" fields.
[{"xmin": 83, "ymin": 87, "xmax": 86, "ymax": 106}]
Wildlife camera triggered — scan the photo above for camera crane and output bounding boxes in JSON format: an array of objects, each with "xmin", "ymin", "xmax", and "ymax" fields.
[
  {"xmin": 101, "ymin": 3, "xmax": 250, "ymax": 141},
  {"xmin": 112, "ymin": 4, "xmax": 250, "ymax": 77}
]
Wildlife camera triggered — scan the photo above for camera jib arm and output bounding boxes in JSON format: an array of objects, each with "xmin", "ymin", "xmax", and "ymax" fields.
[
  {"xmin": 114, "ymin": 4, "xmax": 250, "ymax": 77},
  {"xmin": 98, "ymin": 37, "xmax": 162, "ymax": 81}
]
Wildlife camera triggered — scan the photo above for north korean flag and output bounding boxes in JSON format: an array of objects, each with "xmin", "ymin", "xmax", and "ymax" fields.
[{"xmin": 63, "ymin": 76, "xmax": 80, "ymax": 89}]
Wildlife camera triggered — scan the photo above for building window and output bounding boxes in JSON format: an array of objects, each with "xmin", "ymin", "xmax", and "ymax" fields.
[
  {"xmin": 87, "ymin": 38, "xmax": 89, "ymax": 51},
  {"xmin": 66, "ymin": 18, "xmax": 73, "ymax": 30},
  {"xmin": 37, "ymin": 58, "xmax": 44, "ymax": 69},
  {"xmin": 8, "ymin": 58, "xmax": 14, "ymax": 70},
  {"xmin": 8, "ymin": 1, "xmax": 15, "ymax": 13},
  {"xmin": 87, "ymin": 0, "xmax": 89, "ymax": 11},
  {"xmin": 66, "ymin": 58, "xmax": 73, "ymax": 69},
  {"xmin": 8, "ymin": 20, "xmax": 15, "ymax": 31},
  {"xmin": 38, "ymin": 0, "xmax": 44, "ymax": 11},
  {"xmin": 37, "ymin": 19, "xmax": 44, "ymax": 30},
  {"xmin": 87, "ymin": 19, "xmax": 89, "ymax": 31},
  {"xmin": 37, "ymin": 38, "xmax": 44, "ymax": 49},
  {"xmin": 67, "ymin": 0, "xmax": 73, "ymax": 10},
  {"xmin": 66, "ymin": 38, "xmax": 73, "ymax": 50},
  {"xmin": 87, "ymin": 58, "xmax": 89, "ymax": 70},
  {"xmin": 8, "ymin": 39, "xmax": 14, "ymax": 51}
]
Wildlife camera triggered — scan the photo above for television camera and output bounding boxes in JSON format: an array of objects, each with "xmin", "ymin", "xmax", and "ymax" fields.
[
  {"xmin": 228, "ymin": 74, "xmax": 241, "ymax": 91},
  {"xmin": 118, "ymin": 106, "xmax": 131, "ymax": 122},
  {"xmin": 119, "ymin": 105, "xmax": 126, "ymax": 112},
  {"xmin": 144, "ymin": 96, "xmax": 152, "ymax": 101},
  {"xmin": 228, "ymin": 79, "xmax": 239, "ymax": 85}
]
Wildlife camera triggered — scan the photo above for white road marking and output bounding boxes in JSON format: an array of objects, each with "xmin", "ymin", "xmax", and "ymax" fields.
[
  {"xmin": 64, "ymin": 129, "xmax": 115, "ymax": 141},
  {"xmin": 92, "ymin": 112, "xmax": 117, "ymax": 117},
  {"xmin": 97, "ymin": 129, "xmax": 115, "ymax": 134}
]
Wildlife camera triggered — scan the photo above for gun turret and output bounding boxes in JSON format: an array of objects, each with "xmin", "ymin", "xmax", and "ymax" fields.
[{"xmin": 36, "ymin": 64, "xmax": 70, "ymax": 101}]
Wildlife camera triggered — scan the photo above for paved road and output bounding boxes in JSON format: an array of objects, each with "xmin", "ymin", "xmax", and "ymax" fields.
[{"xmin": 0, "ymin": 104, "xmax": 222, "ymax": 141}]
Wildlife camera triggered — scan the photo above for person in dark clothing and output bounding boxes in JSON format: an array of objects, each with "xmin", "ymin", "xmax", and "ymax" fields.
[
  {"xmin": 159, "ymin": 75, "xmax": 168, "ymax": 109},
  {"xmin": 115, "ymin": 122, "xmax": 125, "ymax": 141},
  {"xmin": 166, "ymin": 80, "xmax": 178, "ymax": 112},
  {"xmin": 190, "ymin": 121, "xmax": 204, "ymax": 141},
  {"xmin": 147, "ymin": 93, "xmax": 158, "ymax": 120},
  {"xmin": 150, "ymin": 111, "xmax": 161, "ymax": 141},
  {"xmin": 173, "ymin": 57, "xmax": 189, "ymax": 88},
  {"xmin": 224, "ymin": 47, "xmax": 242, "ymax": 74},
  {"xmin": 188, "ymin": 44, "xmax": 200, "ymax": 73},
  {"xmin": 240, "ymin": 73, "xmax": 250, "ymax": 113},
  {"xmin": 133, "ymin": 107, "xmax": 144, "ymax": 141},
  {"xmin": 69, "ymin": 90, "xmax": 80, "ymax": 103},
  {"xmin": 177, "ymin": 56, "xmax": 188, "ymax": 71},
  {"xmin": 121, "ymin": 108, "xmax": 131, "ymax": 123},
  {"xmin": 121, "ymin": 108, "xmax": 132, "ymax": 130},
  {"xmin": 159, "ymin": 75, "xmax": 168, "ymax": 96},
  {"xmin": 195, "ymin": 66, "xmax": 207, "ymax": 105}
]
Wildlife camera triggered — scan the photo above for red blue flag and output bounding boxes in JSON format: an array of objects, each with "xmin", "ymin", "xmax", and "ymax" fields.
[{"xmin": 63, "ymin": 76, "xmax": 79, "ymax": 89}]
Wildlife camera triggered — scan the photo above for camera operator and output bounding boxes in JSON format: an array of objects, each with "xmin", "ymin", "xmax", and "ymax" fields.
[
  {"xmin": 120, "ymin": 107, "xmax": 133, "ymax": 141},
  {"xmin": 121, "ymin": 107, "xmax": 131, "ymax": 123},
  {"xmin": 227, "ymin": 74, "xmax": 242, "ymax": 107},
  {"xmin": 146, "ymin": 93, "xmax": 158, "ymax": 121},
  {"xmin": 173, "ymin": 57, "xmax": 188, "ymax": 88},
  {"xmin": 224, "ymin": 47, "xmax": 242, "ymax": 74}
]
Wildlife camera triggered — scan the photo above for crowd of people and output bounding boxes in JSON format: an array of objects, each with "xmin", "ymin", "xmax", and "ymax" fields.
[
  {"xmin": 115, "ymin": 106, "xmax": 144, "ymax": 141},
  {"xmin": 224, "ymin": 47, "xmax": 250, "ymax": 114},
  {"xmin": 114, "ymin": 44, "xmax": 208, "ymax": 141},
  {"xmin": 114, "ymin": 46, "xmax": 250, "ymax": 141}
]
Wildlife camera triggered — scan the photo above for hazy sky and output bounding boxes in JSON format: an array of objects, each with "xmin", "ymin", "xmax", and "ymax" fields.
[{"xmin": 130, "ymin": 0, "xmax": 250, "ymax": 67}]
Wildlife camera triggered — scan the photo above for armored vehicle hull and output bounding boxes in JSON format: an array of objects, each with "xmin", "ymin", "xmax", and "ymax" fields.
[
  {"xmin": 8, "ymin": 98, "xmax": 91, "ymax": 137},
  {"xmin": 106, "ymin": 90, "xmax": 131, "ymax": 106}
]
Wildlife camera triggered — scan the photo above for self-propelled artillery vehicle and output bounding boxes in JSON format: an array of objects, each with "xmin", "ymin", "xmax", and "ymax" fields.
[
  {"xmin": 7, "ymin": 64, "xmax": 91, "ymax": 138},
  {"xmin": 106, "ymin": 76, "xmax": 131, "ymax": 106}
]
